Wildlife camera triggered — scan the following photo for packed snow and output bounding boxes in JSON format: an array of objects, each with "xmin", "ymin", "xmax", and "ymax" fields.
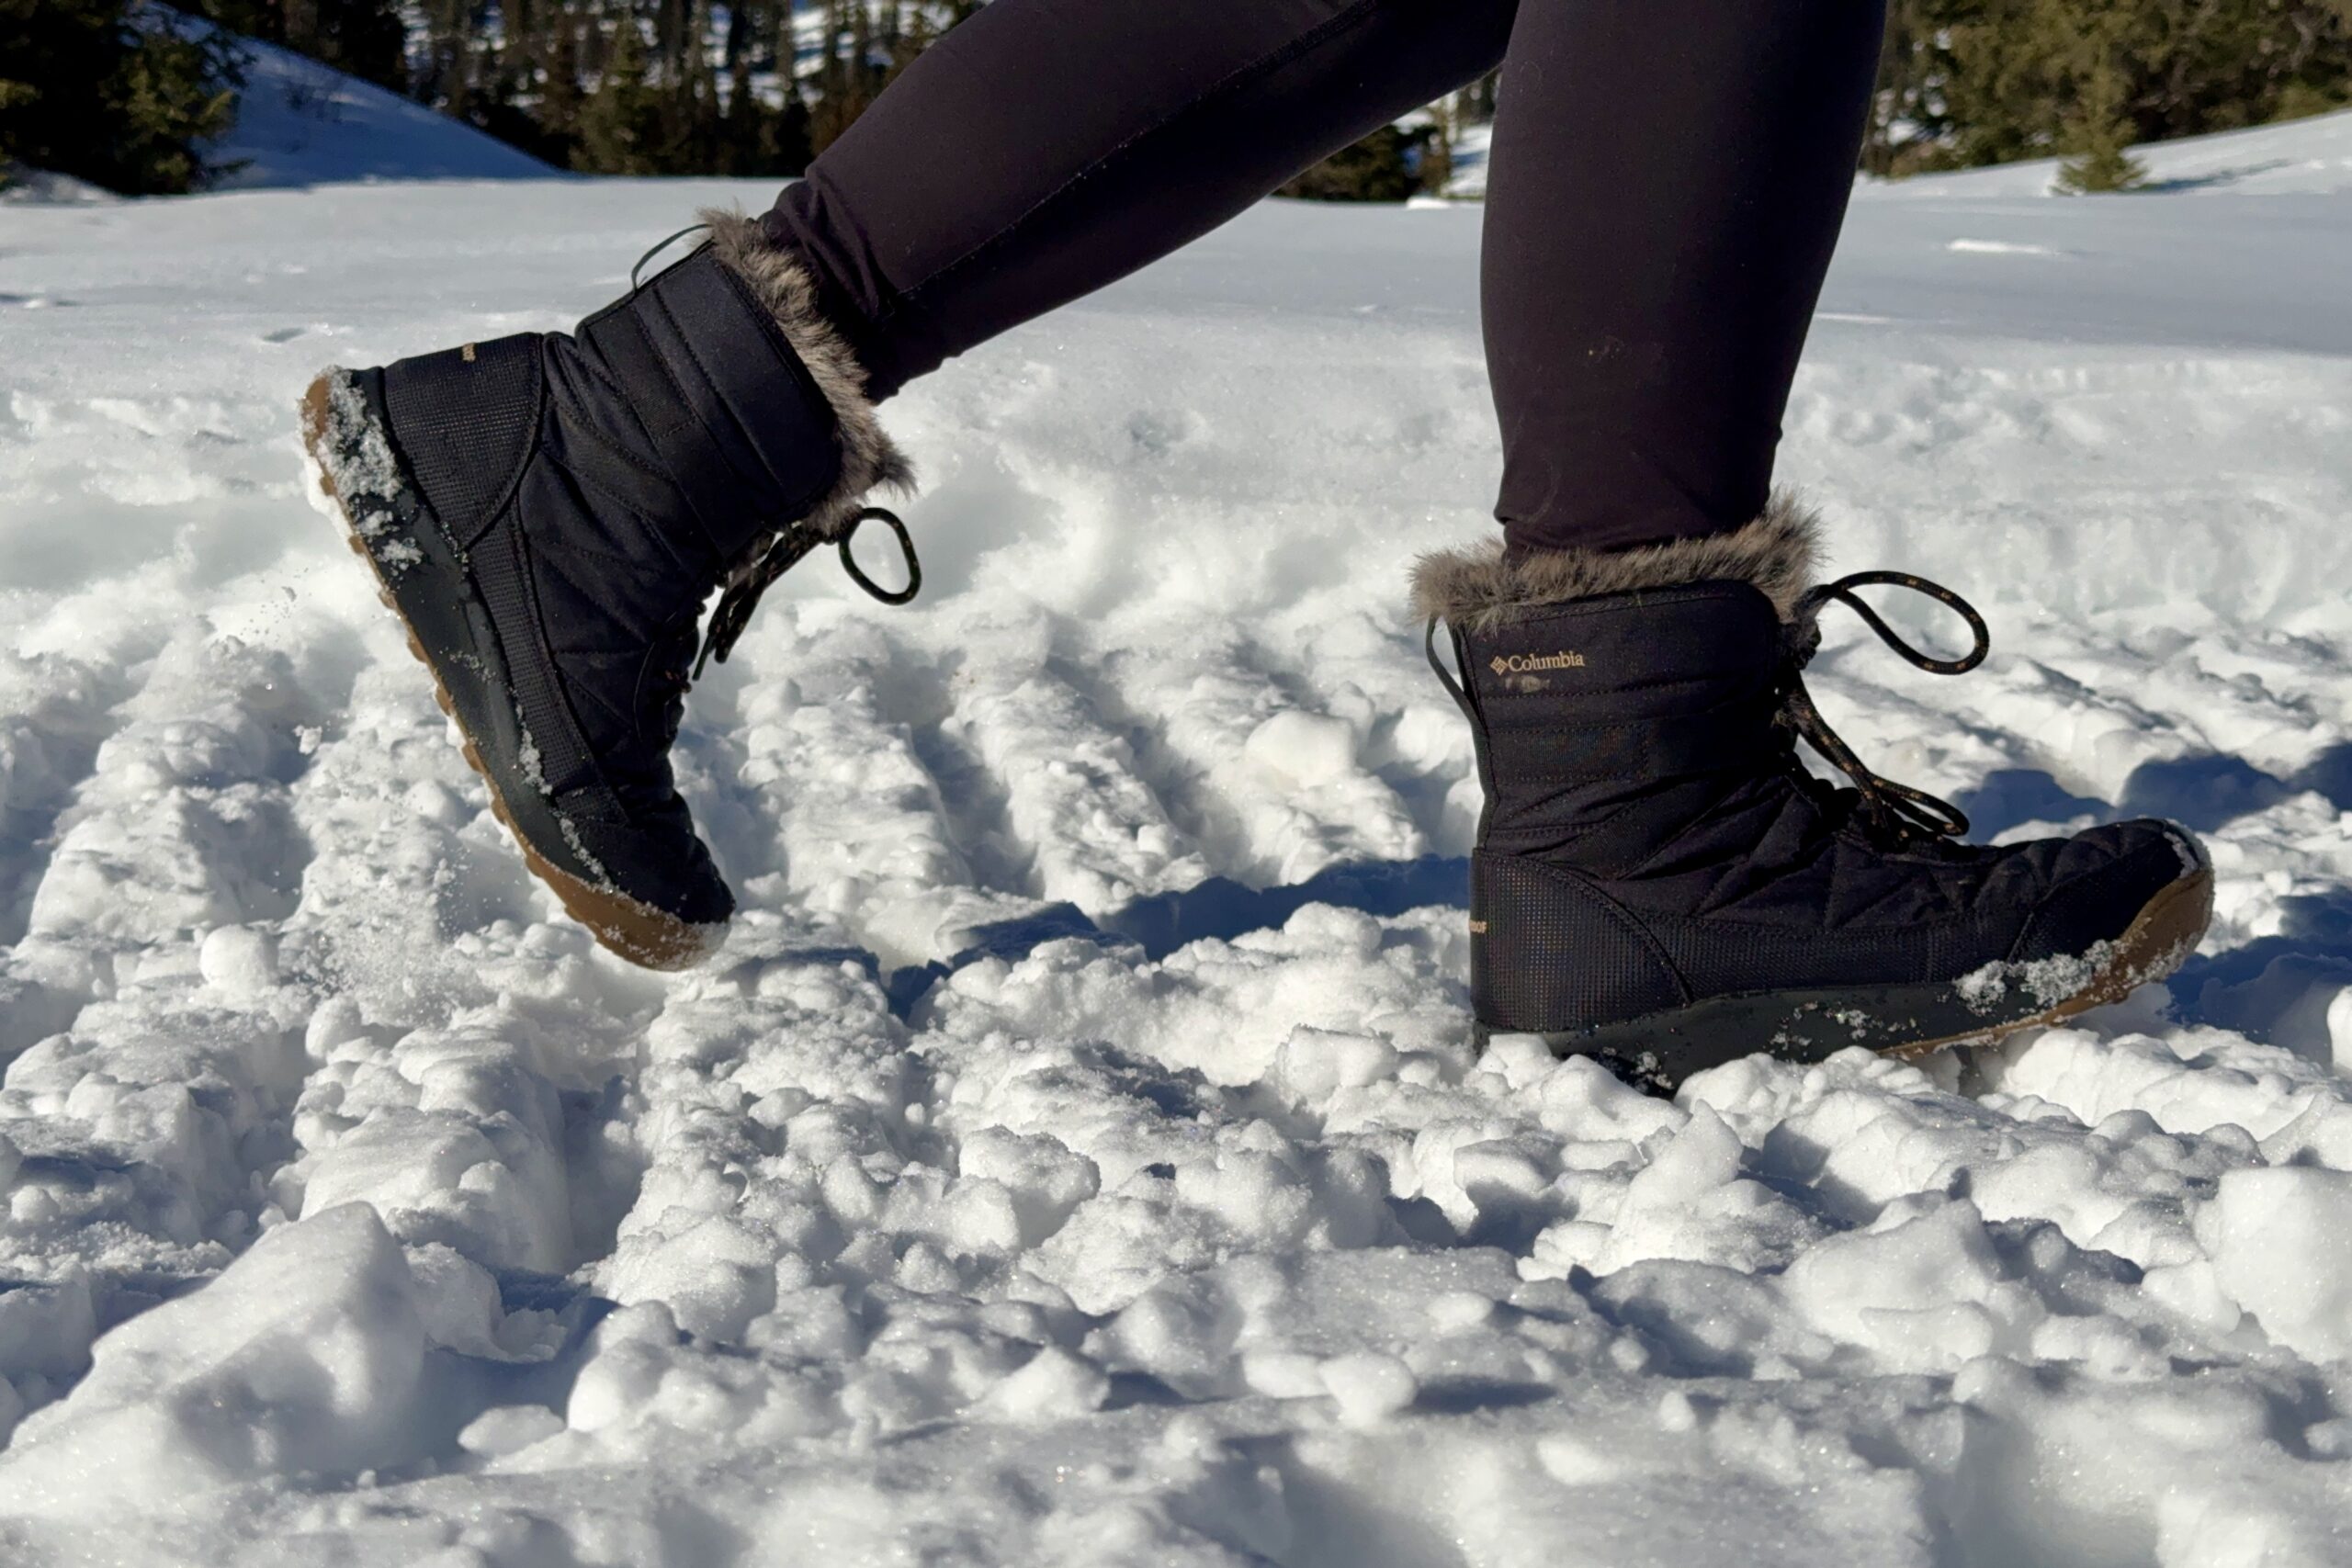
[{"xmin": 2, "ymin": 103, "xmax": 2352, "ymax": 1565}]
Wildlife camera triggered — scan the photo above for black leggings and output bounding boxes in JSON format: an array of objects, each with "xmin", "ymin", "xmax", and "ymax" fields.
[{"xmin": 763, "ymin": 0, "xmax": 1886, "ymax": 556}]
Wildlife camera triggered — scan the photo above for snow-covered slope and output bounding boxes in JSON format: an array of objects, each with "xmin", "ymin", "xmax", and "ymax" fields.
[
  {"xmin": 1445, "ymin": 105, "xmax": 2352, "ymax": 201},
  {"xmin": 179, "ymin": 9, "xmax": 553, "ymax": 189},
  {"xmin": 0, "ymin": 108, "xmax": 2350, "ymax": 1565},
  {"xmin": 0, "ymin": 170, "xmax": 118, "ymax": 208},
  {"xmin": 1869, "ymin": 104, "xmax": 2352, "ymax": 198}
]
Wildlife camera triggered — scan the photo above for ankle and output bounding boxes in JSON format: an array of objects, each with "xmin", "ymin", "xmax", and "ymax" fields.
[
  {"xmin": 701, "ymin": 209, "xmax": 915, "ymax": 545},
  {"xmin": 1417, "ymin": 495, "xmax": 1820, "ymax": 632}
]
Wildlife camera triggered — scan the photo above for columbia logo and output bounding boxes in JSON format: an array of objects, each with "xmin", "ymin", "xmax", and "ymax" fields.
[{"xmin": 1489, "ymin": 650, "xmax": 1586, "ymax": 675}]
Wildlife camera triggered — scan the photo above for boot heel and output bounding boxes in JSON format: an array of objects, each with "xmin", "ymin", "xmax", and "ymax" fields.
[{"xmin": 1472, "ymin": 851, "xmax": 1687, "ymax": 1037}]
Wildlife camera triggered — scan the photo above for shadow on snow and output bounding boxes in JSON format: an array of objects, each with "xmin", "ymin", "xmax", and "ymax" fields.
[{"xmin": 880, "ymin": 855, "xmax": 1471, "ymax": 1016}]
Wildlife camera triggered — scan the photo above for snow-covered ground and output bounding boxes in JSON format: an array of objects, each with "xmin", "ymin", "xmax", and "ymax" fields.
[{"xmin": 2, "ymin": 106, "xmax": 2351, "ymax": 1565}]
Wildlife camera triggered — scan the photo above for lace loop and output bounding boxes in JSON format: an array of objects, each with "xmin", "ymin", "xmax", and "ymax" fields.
[
  {"xmin": 1782, "ymin": 570, "xmax": 1989, "ymax": 843},
  {"xmin": 630, "ymin": 223, "xmax": 711, "ymax": 291},
  {"xmin": 1423, "ymin": 617, "xmax": 1475, "ymax": 723},
  {"xmin": 837, "ymin": 507, "xmax": 922, "ymax": 605},
  {"xmin": 1797, "ymin": 570, "xmax": 1988, "ymax": 677},
  {"xmin": 693, "ymin": 506, "xmax": 922, "ymax": 678}
]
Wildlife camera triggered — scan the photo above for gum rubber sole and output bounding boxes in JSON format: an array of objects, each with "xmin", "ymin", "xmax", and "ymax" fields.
[
  {"xmin": 300, "ymin": 374, "xmax": 719, "ymax": 972},
  {"xmin": 1882, "ymin": 865, "xmax": 2213, "ymax": 1059},
  {"xmin": 1510, "ymin": 863, "xmax": 2216, "ymax": 1084}
]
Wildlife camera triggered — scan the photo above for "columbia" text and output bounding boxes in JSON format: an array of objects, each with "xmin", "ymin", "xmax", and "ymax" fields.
[{"xmin": 1489, "ymin": 650, "xmax": 1586, "ymax": 675}]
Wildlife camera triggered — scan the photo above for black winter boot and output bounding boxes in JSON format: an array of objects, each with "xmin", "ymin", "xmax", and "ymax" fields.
[
  {"xmin": 1416, "ymin": 500, "xmax": 2213, "ymax": 1093},
  {"xmin": 300, "ymin": 211, "xmax": 914, "ymax": 969}
]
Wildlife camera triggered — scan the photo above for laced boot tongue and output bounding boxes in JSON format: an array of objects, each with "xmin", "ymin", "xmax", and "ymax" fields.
[{"xmin": 1777, "ymin": 570, "xmax": 1990, "ymax": 845}]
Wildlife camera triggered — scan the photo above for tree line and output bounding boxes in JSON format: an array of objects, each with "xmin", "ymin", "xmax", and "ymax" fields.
[
  {"xmin": 5, "ymin": 0, "xmax": 2350, "ymax": 197},
  {"xmin": 1872, "ymin": 0, "xmax": 2352, "ymax": 189}
]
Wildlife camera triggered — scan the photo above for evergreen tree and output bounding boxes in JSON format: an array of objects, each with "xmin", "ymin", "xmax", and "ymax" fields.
[
  {"xmin": 537, "ymin": 13, "xmax": 586, "ymax": 155},
  {"xmin": 428, "ymin": 0, "xmax": 464, "ymax": 111},
  {"xmin": 887, "ymin": 2, "xmax": 935, "ymax": 85},
  {"xmin": 712, "ymin": 0, "xmax": 809, "ymax": 177},
  {"xmin": 1277, "ymin": 122, "xmax": 1437, "ymax": 203},
  {"xmin": 575, "ymin": 6, "xmax": 662, "ymax": 174},
  {"xmin": 0, "ymin": 0, "xmax": 244, "ymax": 195},
  {"xmin": 1871, "ymin": 0, "xmax": 2351, "ymax": 177},
  {"xmin": 38, "ymin": 0, "xmax": 2347, "ymax": 193},
  {"xmin": 2056, "ymin": 23, "xmax": 2148, "ymax": 193},
  {"xmin": 1464, "ymin": 67, "xmax": 1499, "ymax": 122},
  {"xmin": 277, "ymin": 0, "xmax": 406, "ymax": 92},
  {"xmin": 1419, "ymin": 122, "xmax": 1453, "ymax": 197},
  {"xmin": 1865, "ymin": 0, "xmax": 1938, "ymax": 176},
  {"xmin": 809, "ymin": 0, "xmax": 883, "ymax": 154},
  {"xmin": 664, "ymin": 0, "xmax": 723, "ymax": 169}
]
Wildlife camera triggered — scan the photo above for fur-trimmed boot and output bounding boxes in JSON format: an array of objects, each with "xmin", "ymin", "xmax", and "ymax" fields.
[
  {"xmin": 300, "ymin": 211, "xmax": 913, "ymax": 970},
  {"xmin": 1415, "ymin": 500, "xmax": 2213, "ymax": 1092}
]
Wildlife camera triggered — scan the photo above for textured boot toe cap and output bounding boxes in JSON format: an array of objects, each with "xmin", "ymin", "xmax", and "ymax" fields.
[
  {"xmin": 2010, "ymin": 818, "xmax": 2203, "ymax": 964},
  {"xmin": 570, "ymin": 813, "xmax": 737, "ymax": 929}
]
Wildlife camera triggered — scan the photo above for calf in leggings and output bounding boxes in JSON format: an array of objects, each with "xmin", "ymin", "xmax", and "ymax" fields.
[{"xmin": 300, "ymin": 0, "xmax": 2211, "ymax": 1092}]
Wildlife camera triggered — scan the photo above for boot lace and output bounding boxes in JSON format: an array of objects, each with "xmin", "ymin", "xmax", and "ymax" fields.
[
  {"xmin": 1777, "ymin": 570, "xmax": 1990, "ymax": 844},
  {"xmin": 694, "ymin": 505, "xmax": 921, "ymax": 678},
  {"xmin": 639, "ymin": 506, "xmax": 922, "ymax": 747}
]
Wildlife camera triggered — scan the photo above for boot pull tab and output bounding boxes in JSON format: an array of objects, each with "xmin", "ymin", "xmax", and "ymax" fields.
[
  {"xmin": 631, "ymin": 223, "xmax": 714, "ymax": 291},
  {"xmin": 1424, "ymin": 618, "xmax": 1478, "ymax": 725}
]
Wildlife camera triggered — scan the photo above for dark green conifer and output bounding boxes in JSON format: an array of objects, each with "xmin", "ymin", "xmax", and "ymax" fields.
[
  {"xmin": 575, "ymin": 7, "xmax": 660, "ymax": 173},
  {"xmin": 0, "ymin": 0, "xmax": 243, "ymax": 195},
  {"xmin": 1278, "ymin": 123, "xmax": 1438, "ymax": 204}
]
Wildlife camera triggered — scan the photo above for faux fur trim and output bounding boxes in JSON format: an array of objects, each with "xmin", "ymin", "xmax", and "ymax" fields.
[
  {"xmin": 1409, "ymin": 494, "xmax": 1821, "ymax": 628},
  {"xmin": 700, "ymin": 207, "xmax": 914, "ymax": 545}
]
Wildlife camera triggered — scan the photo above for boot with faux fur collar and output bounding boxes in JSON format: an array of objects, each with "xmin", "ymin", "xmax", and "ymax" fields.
[
  {"xmin": 1417, "ymin": 501, "xmax": 2212, "ymax": 1092},
  {"xmin": 300, "ymin": 211, "xmax": 912, "ymax": 969}
]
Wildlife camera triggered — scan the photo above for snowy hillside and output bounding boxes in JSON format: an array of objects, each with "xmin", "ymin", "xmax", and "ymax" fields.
[
  {"xmin": 1869, "ymin": 104, "xmax": 2352, "ymax": 198},
  {"xmin": 179, "ymin": 9, "xmax": 553, "ymax": 189},
  {"xmin": 1445, "ymin": 105, "xmax": 2352, "ymax": 200},
  {"xmin": 1, "ymin": 107, "xmax": 2350, "ymax": 1564}
]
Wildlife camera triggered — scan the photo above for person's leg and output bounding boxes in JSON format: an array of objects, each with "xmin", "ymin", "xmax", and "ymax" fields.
[
  {"xmin": 309, "ymin": 0, "xmax": 1516, "ymax": 969},
  {"xmin": 766, "ymin": 0, "xmax": 1516, "ymax": 400},
  {"xmin": 1414, "ymin": 0, "xmax": 2211, "ymax": 1091},
  {"xmin": 1482, "ymin": 0, "xmax": 1886, "ymax": 554}
]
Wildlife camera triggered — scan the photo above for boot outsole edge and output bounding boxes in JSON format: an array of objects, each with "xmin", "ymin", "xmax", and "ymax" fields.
[
  {"xmin": 1884, "ymin": 864, "xmax": 2212, "ymax": 1059},
  {"xmin": 1493, "ymin": 866, "xmax": 2214, "ymax": 1091}
]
